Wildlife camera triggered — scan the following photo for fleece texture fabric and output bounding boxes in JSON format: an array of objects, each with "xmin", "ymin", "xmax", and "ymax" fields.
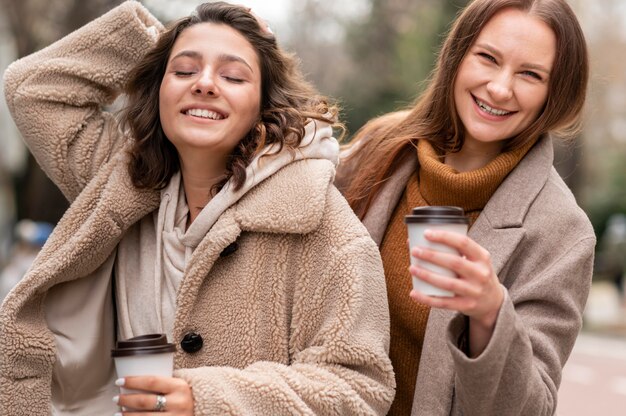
[
  {"xmin": 119, "ymin": 118, "xmax": 339, "ymax": 341},
  {"xmin": 336, "ymin": 133, "xmax": 596, "ymax": 416},
  {"xmin": 1, "ymin": 2, "xmax": 395, "ymax": 415}
]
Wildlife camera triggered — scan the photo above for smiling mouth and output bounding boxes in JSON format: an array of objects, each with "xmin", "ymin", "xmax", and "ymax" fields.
[
  {"xmin": 184, "ymin": 108, "xmax": 226, "ymax": 120},
  {"xmin": 472, "ymin": 95, "xmax": 514, "ymax": 117}
]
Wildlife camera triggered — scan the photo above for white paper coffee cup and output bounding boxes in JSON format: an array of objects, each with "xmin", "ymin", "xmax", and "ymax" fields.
[
  {"xmin": 405, "ymin": 206, "xmax": 469, "ymax": 297},
  {"xmin": 112, "ymin": 333, "xmax": 176, "ymax": 395}
]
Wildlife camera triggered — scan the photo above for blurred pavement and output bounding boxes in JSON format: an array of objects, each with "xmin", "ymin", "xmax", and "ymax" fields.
[{"xmin": 557, "ymin": 282, "xmax": 626, "ymax": 415}]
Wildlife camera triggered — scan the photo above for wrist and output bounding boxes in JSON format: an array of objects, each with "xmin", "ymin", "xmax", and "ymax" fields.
[
  {"xmin": 475, "ymin": 283, "xmax": 505, "ymax": 329},
  {"xmin": 471, "ymin": 306, "xmax": 499, "ymax": 332},
  {"xmin": 467, "ymin": 285, "xmax": 505, "ymax": 357}
]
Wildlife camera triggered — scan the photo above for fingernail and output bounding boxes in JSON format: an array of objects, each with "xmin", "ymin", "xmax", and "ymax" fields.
[
  {"xmin": 412, "ymin": 247, "xmax": 423, "ymax": 256},
  {"xmin": 424, "ymin": 229, "xmax": 434, "ymax": 237},
  {"xmin": 115, "ymin": 378, "xmax": 125, "ymax": 387},
  {"xmin": 112, "ymin": 395, "xmax": 119, "ymax": 404}
]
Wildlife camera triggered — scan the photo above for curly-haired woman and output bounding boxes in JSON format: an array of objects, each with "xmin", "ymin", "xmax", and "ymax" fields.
[{"xmin": 1, "ymin": 2, "xmax": 394, "ymax": 414}]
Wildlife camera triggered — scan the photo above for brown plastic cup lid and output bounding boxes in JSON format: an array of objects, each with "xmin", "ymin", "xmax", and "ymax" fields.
[
  {"xmin": 111, "ymin": 333, "xmax": 176, "ymax": 357},
  {"xmin": 404, "ymin": 206, "xmax": 469, "ymax": 224}
]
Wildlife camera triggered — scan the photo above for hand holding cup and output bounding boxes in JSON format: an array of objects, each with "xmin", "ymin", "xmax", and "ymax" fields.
[
  {"xmin": 405, "ymin": 208, "xmax": 505, "ymax": 355},
  {"xmin": 111, "ymin": 334, "xmax": 193, "ymax": 414}
]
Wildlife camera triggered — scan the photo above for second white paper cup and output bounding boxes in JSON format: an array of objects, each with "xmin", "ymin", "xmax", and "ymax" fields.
[{"xmin": 405, "ymin": 206, "xmax": 469, "ymax": 297}]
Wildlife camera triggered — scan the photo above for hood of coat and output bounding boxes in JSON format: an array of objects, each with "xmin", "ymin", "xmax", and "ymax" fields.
[{"xmin": 177, "ymin": 118, "xmax": 338, "ymax": 248}]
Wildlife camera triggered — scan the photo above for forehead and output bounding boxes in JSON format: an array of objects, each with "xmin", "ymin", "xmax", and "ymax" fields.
[
  {"xmin": 476, "ymin": 8, "xmax": 556, "ymax": 69},
  {"xmin": 170, "ymin": 22, "xmax": 260, "ymax": 68}
]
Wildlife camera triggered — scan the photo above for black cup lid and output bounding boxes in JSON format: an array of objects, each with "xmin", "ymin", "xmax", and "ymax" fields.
[
  {"xmin": 111, "ymin": 333, "xmax": 176, "ymax": 357},
  {"xmin": 404, "ymin": 206, "xmax": 469, "ymax": 224}
]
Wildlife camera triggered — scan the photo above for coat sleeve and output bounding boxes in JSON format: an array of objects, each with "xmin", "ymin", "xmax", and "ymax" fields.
[
  {"xmin": 2, "ymin": 1, "xmax": 162, "ymax": 201},
  {"xmin": 175, "ymin": 188, "xmax": 396, "ymax": 415},
  {"xmin": 446, "ymin": 235, "xmax": 596, "ymax": 416}
]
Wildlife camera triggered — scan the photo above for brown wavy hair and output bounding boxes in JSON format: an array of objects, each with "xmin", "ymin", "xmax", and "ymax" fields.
[
  {"xmin": 121, "ymin": 2, "xmax": 339, "ymax": 192},
  {"xmin": 343, "ymin": 0, "xmax": 589, "ymax": 218}
]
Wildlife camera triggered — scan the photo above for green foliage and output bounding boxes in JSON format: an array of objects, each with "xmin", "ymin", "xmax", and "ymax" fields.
[
  {"xmin": 584, "ymin": 151, "xmax": 626, "ymax": 239},
  {"xmin": 338, "ymin": 0, "xmax": 469, "ymax": 136}
]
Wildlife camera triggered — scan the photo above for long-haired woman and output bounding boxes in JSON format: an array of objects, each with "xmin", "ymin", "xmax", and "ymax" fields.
[{"xmin": 338, "ymin": 0, "xmax": 594, "ymax": 414}]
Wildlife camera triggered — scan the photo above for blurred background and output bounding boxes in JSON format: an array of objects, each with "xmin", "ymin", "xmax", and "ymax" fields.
[{"xmin": 0, "ymin": 0, "xmax": 624, "ymax": 414}]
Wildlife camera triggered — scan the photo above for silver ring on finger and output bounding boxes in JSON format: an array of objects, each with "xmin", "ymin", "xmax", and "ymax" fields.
[{"xmin": 154, "ymin": 394, "xmax": 167, "ymax": 412}]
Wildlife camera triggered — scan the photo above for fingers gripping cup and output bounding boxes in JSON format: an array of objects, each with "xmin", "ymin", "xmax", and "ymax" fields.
[
  {"xmin": 405, "ymin": 206, "xmax": 469, "ymax": 297},
  {"xmin": 111, "ymin": 334, "xmax": 176, "ymax": 395}
]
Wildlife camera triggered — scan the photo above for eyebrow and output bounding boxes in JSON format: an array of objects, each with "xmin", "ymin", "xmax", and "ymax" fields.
[
  {"xmin": 475, "ymin": 43, "xmax": 551, "ymax": 75},
  {"xmin": 170, "ymin": 50, "xmax": 254, "ymax": 72}
]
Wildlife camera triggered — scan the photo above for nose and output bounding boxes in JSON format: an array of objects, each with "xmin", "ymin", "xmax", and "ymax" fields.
[
  {"xmin": 192, "ymin": 68, "xmax": 219, "ymax": 97},
  {"xmin": 486, "ymin": 71, "xmax": 513, "ymax": 102}
]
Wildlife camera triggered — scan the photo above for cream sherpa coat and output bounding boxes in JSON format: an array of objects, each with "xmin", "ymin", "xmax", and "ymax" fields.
[{"xmin": 0, "ymin": 3, "xmax": 395, "ymax": 415}]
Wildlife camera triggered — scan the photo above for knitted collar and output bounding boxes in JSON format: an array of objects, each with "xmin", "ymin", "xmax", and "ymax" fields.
[{"xmin": 417, "ymin": 138, "xmax": 537, "ymax": 213}]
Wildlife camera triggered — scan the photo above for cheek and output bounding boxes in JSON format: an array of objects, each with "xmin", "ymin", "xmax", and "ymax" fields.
[
  {"xmin": 158, "ymin": 79, "xmax": 172, "ymax": 112},
  {"xmin": 453, "ymin": 61, "xmax": 473, "ymax": 106},
  {"xmin": 240, "ymin": 90, "xmax": 261, "ymax": 123},
  {"xmin": 523, "ymin": 88, "xmax": 549, "ymax": 119},
  {"xmin": 158, "ymin": 79, "xmax": 175, "ymax": 137}
]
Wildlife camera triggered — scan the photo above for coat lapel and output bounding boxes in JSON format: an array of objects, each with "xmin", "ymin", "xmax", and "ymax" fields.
[
  {"xmin": 362, "ymin": 154, "xmax": 417, "ymax": 246},
  {"xmin": 171, "ymin": 159, "xmax": 336, "ymax": 339},
  {"xmin": 469, "ymin": 221, "xmax": 525, "ymax": 278},
  {"xmin": 469, "ymin": 135, "xmax": 553, "ymax": 278},
  {"xmin": 234, "ymin": 158, "xmax": 336, "ymax": 234},
  {"xmin": 172, "ymin": 210, "xmax": 243, "ymax": 340}
]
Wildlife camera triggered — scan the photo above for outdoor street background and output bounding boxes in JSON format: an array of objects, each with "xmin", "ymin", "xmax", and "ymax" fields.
[{"xmin": 558, "ymin": 283, "xmax": 626, "ymax": 415}]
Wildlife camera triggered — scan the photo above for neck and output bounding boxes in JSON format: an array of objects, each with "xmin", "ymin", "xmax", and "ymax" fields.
[
  {"xmin": 179, "ymin": 157, "xmax": 227, "ymax": 226},
  {"xmin": 444, "ymin": 140, "xmax": 503, "ymax": 172}
]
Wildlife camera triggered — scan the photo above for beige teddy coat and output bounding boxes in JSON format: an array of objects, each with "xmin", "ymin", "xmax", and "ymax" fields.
[{"xmin": 0, "ymin": 3, "xmax": 395, "ymax": 415}]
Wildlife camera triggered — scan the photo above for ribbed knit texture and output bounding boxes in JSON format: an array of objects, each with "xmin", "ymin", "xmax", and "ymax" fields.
[{"xmin": 383, "ymin": 138, "xmax": 536, "ymax": 415}]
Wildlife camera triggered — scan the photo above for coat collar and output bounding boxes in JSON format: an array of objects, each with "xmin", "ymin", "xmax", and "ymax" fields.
[
  {"xmin": 476, "ymin": 134, "xmax": 553, "ymax": 229},
  {"xmin": 232, "ymin": 158, "xmax": 336, "ymax": 234},
  {"xmin": 360, "ymin": 134, "xmax": 553, "ymax": 275},
  {"xmin": 469, "ymin": 134, "xmax": 553, "ymax": 275},
  {"xmin": 170, "ymin": 158, "xmax": 336, "ymax": 339},
  {"xmin": 179, "ymin": 157, "xmax": 336, "ymax": 307}
]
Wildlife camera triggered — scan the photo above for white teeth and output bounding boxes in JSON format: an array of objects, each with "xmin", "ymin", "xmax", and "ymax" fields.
[
  {"xmin": 474, "ymin": 97, "xmax": 512, "ymax": 116},
  {"xmin": 185, "ymin": 108, "xmax": 224, "ymax": 120}
]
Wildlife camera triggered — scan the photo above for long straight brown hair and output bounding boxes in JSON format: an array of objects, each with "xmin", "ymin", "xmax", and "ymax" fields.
[{"xmin": 343, "ymin": 0, "xmax": 589, "ymax": 219}]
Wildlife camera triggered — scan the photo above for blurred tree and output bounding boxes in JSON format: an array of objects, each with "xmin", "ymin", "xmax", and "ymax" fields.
[
  {"xmin": 569, "ymin": 0, "xmax": 626, "ymax": 238},
  {"xmin": 286, "ymin": 0, "xmax": 469, "ymax": 137},
  {"xmin": 283, "ymin": 0, "xmax": 357, "ymax": 106},
  {"xmin": 339, "ymin": 0, "xmax": 469, "ymax": 135},
  {"xmin": 1, "ymin": 0, "xmax": 123, "ymax": 224}
]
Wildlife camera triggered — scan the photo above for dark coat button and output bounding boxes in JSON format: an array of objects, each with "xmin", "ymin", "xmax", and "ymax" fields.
[
  {"xmin": 219, "ymin": 241, "xmax": 238, "ymax": 257},
  {"xmin": 181, "ymin": 332, "xmax": 203, "ymax": 353}
]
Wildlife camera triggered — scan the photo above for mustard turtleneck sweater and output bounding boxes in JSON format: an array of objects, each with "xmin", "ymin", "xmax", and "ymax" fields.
[{"xmin": 382, "ymin": 138, "xmax": 536, "ymax": 415}]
